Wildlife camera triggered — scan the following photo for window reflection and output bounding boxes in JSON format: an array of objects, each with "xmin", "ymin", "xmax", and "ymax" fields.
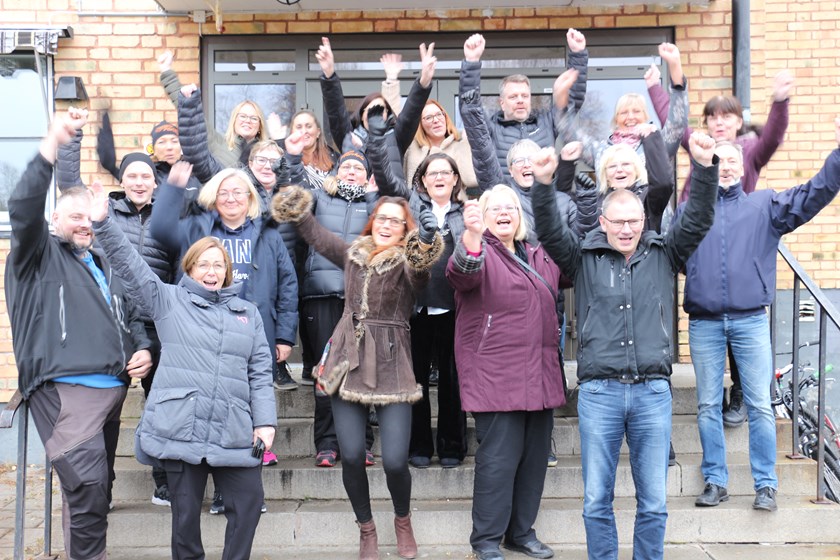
[{"xmin": 213, "ymin": 84, "xmax": 296, "ymax": 134}]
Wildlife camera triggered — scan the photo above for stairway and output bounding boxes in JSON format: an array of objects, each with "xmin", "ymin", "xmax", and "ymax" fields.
[{"xmin": 68, "ymin": 364, "xmax": 840, "ymax": 556}]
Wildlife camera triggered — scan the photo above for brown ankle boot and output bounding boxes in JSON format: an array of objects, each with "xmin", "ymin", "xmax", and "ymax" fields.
[
  {"xmin": 357, "ymin": 519, "xmax": 379, "ymax": 560},
  {"xmin": 394, "ymin": 514, "xmax": 417, "ymax": 559}
]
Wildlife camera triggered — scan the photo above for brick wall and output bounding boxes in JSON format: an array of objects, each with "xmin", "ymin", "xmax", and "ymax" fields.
[{"xmin": 1, "ymin": 0, "xmax": 837, "ymax": 399}]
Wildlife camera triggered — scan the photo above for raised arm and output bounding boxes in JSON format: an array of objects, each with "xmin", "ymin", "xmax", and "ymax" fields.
[
  {"xmin": 531, "ymin": 146, "xmax": 583, "ymax": 276},
  {"xmin": 317, "ymin": 37, "xmax": 354, "ymax": 153},
  {"xmin": 177, "ymin": 84, "xmax": 227, "ymax": 183},
  {"xmin": 640, "ymin": 130, "xmax": 675, "ymax": 228},
  {"xmin": 445, "ymin": 199, "xmax": 486, "ymax": 293},
  {"xmin": 657, "ymin": 43, "xmax": 688, "ymax": 158},
  {"xmin": 665, "ymin": 132, "xmax": 718, "ymax": 271},
  {"xmin": 393, "ymin": 43, "xmax": 434, "ymax": 155},
  {"xmin": 270, "ymin": 186, "xmax": 349, "ymax": 268},
  {"xmin": 157, "ymin": 50, "xmax": 182, "ymax": 106},
  {"xmin": 57, "ymin": 126, "xmax": 85, "ymax": 191},
  {"xmin": 9, "ymin": 109, "xmax": 86, "ymax": 271},
  {"xmin": 768, "ymin": 117, "xmax": 840, "ymax": 236},
  {"xmin": 366, "ymin": 107, "xmax": 410, "ymax": 199},
  {"xmin": 745, "ymin": 70, "xmax": 793, "ymax": 184},
  {"xmin": 148, "ymin": 172, "xmax": 191, "ymax": 257},
  {"xmin": 564, "ymin": 28, "xmax": 589, "ymax": 112},
  {"xmin": 380, "ymin": 52, "xmax": 403, "ymax": 117}
]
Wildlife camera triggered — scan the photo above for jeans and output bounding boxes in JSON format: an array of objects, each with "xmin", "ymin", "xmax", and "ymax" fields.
[
  {"xmin": 578, "ymin": 378, "xmax": 672, "ymax": 560},
  {"xmin": 689, "ymin": 314, "xmax": 778, "ymax": 491}
]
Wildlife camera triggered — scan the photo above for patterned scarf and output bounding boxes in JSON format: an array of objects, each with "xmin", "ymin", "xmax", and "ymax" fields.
[{"xmin": 336, "ymin": 180, "xmax": 367, "ymax": 202}]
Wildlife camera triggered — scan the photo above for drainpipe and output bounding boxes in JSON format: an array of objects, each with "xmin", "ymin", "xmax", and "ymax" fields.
[{"xmin": 733, "ymin": 0, "xmax": 751, "ymax": 123}]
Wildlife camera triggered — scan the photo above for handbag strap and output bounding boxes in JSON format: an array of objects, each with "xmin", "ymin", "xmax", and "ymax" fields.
[{"xmin": 511, "ymin": 252, "xmax": 557, "ymax": 302}]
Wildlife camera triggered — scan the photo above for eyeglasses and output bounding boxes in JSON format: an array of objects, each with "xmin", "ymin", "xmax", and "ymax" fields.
[
  {"xmin": 339, "ymin": 163, "xmax": 367, "ymax": 174},
  {"xmin": 485, "ymin": 204, "xmax": 519, "ymax": 216},
  {"xmin": 194, "ymin": 261, "xmax": 226, "ymax": 273},
  {"xmin": 422, "ymin": 111, "xmax": 446, "ymax": 124},
  {"xmin": 373, "ymin": 214, "xmax": 406, "ymax": 227},
  {"xmin": 424, "ymin": 170, "xmax": 455, "ymax": 179},
  {"xmin": 236, "ymin": 113, "xmax": 260, "ymax": 124},
  {"xmin": 251, "ymin": 156, "xmax": 279, "ymax": 168},
  {"xmin": 511, "ymin": 157, "xmax": 532, "ymax": 169},
  {"xmin": 217, "ymin": 190, "xmax": 249, "ymax": 201},
  {"xmin": 603, "ymin": 217, "xmax": 644, "ymax": 230}
]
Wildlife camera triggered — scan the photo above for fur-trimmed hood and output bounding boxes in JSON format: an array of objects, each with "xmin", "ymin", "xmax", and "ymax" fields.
[{"xmin": 271, "ymin": 185, "xmax": 313, "ymax": 224}]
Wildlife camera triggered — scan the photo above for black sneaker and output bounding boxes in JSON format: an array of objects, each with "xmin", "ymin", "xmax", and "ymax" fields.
[
  {"xmin": 428, "ymin": 367, "xmax": 439, "ymax": 387},
  {"xmin": 209, "ymin": 491, "xmax": 225, "ymax": 514},
  {"xmin": 300, "ymin": 366, "xmax": 315, "ymax": 387},
  {"xmin": 723, "ymin": 384, "xmax": 747, "ymax": 427},
  {"xmin": 152, "ymin": 484, "xmax": 171, "ymax": 507},
  {"xmin": 753, "ymin": 486, "xmax": 778, "ymax": 511},
  {"xmin": 547, "ymin": 438, "xmax": 558, "ymax": 467},
  {"xmin": 695, "ymin": 482, "xmax": 729, "ymax": 507},
  {"xmin": 273, "ymin": 365, "xmax": 299, "ymax": 391},
  {"xmin": 668, "ymin": 442, "xmax": 676, "ymax": 467}
]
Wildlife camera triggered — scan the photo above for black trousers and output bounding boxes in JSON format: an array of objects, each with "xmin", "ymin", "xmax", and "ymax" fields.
[
  {"xmin": 29, "ymin": 382, "xmax": 127, "ymax": 560},
  {"xmin": 301, "ymin": 297, "xmax": 373, "ymax": 453},
  {"xmin": 140, "ymin": 328, "xmax": 168, "ymax": 489},
  {"xmin": 470, "ymin": 409, "xmax": 554, "ymax": 552},
  {"xmin": 409, "ymin": 309, "xmax": 467, "ymax": 460},
  {"xmin": 331, "ymin": 397, "xmax": 413, "ymax": 522},
  {"xmin": 163, "ymin": 459, "xmax": 264, "ymax": 560}
]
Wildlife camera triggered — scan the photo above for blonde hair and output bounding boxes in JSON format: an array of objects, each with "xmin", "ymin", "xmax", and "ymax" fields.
[
  {"xmin": 180, "ymin": 236, "xmax": 234, "ymax": 288},
  {"xmin": 197, "ymin": 168, "xmax": 262, "ymax": 220},
  {"xmin": 597, "ymin": 144, "xmax": 647, "ymax": 194},
  {"xmin": 478, "ymin": 184, "xmax": 528, "ymax": 242},
  {"xmin": 225, "ymin": 100, "xmax": 268, "ymax": 150},
  {"xmin": 612, "ymin": 94, "xmax": 650, "ymax": 129},
  {"xmin": 249, "ymin": 140, "xmax": 283, "ymax": 160}
]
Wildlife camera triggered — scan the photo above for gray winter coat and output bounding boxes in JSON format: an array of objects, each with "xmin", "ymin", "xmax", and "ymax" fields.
[{"xmin": 93, "ymin": 217, "xmax": 276, "ymax": 468}]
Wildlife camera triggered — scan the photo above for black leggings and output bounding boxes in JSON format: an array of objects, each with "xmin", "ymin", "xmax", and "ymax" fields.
[{"xmin": 331, "ymin": 397, "xmax": 412, "ymax": 522}]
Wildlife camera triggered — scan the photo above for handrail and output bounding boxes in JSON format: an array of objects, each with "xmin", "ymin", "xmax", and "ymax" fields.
[
  {"xmin": 0, "ymin": 391, "xmax": 54, "ymax": 559},
  {"xmin": 773, "ymin": 242, "xmax": 840, "ymax": 504}
]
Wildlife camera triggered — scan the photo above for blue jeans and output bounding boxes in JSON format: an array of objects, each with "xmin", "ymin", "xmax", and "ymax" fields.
[
  {"xmin": 689, "ymin": 314, "xmax": 778, "ymax": 491},
  {"xmin": 578, "ymin": 378, "xmax": 672, "ymax": 560}
]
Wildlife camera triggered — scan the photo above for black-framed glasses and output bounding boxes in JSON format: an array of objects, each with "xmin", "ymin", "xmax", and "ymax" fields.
[
  {"xmin": 251, "ymin": 156, "xmax": 279, "ymax": 168},
  {"xmin": 511, "ymin": 157, "xmax": 532, "ymax": 169},
  {"xmin": 422, "ymin": 111, "xmax": 445, "ymax": 123}
]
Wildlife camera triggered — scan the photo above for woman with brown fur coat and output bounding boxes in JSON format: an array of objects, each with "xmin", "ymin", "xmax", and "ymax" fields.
[{"xmin": 272, "ymin": 187, "xmax": 443, "ymax": 560}]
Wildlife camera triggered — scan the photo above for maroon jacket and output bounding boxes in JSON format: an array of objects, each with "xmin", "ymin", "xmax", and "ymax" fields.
[
  {"xmin": 647, "ymin": 84, "xmax": 789, "ymax": 202},
  {"xmin": 446, "ymin": 231, "xmax": 566, "ymax": 413}
]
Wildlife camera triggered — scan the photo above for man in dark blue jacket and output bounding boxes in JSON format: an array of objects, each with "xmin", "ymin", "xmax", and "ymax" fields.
[
  {"xmin": 6, "ymin": 109, "xmax": 151, "ymax": 560},
  {"xmin": 680, "ymin": 120, "xmax": 840, "ymax": 513}
]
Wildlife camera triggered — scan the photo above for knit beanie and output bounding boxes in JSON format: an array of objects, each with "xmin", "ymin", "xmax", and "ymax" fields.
[
  {"xmin": 151, "ymin": 121, "xmax": 178, "ymax": 145},
  {"xmin": 338, "ymin": 150, "xmax": 370, "ymax": 178},
  {"xmin": 119, "ymin": 152, "xmax": 155, "ymax": 181}
]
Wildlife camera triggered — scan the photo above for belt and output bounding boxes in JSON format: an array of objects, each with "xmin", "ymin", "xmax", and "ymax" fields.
[{"xmin": 618, "ymin": 374, "xmax": 646, "ymax": 384}]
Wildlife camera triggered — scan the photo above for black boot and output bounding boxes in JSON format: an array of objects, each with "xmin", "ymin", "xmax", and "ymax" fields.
[{"xmin": 723, "ymin": 383, "xmax": 747, "ymax": 427}]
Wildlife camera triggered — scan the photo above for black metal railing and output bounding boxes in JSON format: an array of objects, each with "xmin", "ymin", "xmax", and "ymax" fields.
[
  {"xmin": 771, "ymin": 242, "xmax": 840, "ymax": 504},
  {"xmin": 0, "ymin": 392, "xmax": 55, "ymax": 560}
]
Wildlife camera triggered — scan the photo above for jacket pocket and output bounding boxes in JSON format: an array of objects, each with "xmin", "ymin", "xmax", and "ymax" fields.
[
  {"xmin": 476, "ymin": 314, "xmax": 493, "ymax": 353},
  {"xmin": 753, "ymin": 258, "xmax": 769, "ymax": 297},
  {"xmin": 152, "ymin": 387, "xmax": 198, "ymax": 442},
  {"xmin": 58, "ymin": 284, "xmax": 67, "ymax": 346},
  {"xmin": 220, "ymin": 400, "xmax": 254, "ymax": 449}
]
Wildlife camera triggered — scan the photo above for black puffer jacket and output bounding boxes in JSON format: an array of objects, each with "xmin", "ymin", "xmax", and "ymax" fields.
[
  {"xmin": 459, "ymin": 85, "xmax": 579, "ymax": 237},
  {"xmin": 458, "ymin": 49, "xmax": 588, "ymax": 184},
  {"xmin": 297, "ymin": 180, "xmax": 378, "ymax": 300},
  {"xmin": 533, "ymin": 158, "xmax": 718, "ymax": 384}
]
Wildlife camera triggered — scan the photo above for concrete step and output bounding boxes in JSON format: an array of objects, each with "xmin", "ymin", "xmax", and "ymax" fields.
[
  {"xmin": 115, "ymin": 414, "xmax": 793, "ymax": 459},
  {"xmin": 76, "ymin": 495, "xmax": 840, "ymax": 550},
  {"xmin": 112, "ymin": 450, "xmax": 817, "ymax": 502},
  {"xmin": 47, "ymin": 543, "xmax": 840, "ymax": 560},
  {"xmin": 119, "ymin": 362, "xmax": 705, "ymax": 419}
]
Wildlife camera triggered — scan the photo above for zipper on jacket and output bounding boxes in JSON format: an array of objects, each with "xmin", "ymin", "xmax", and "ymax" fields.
[
  {"xmin": 610, "ymin": 259, "xmax": 615, "ymax": 288},
  {"xmin": 107, "ymin": 267, "xmax": 128, "ymax": 367},
  {"xmin": 58, "ymin": 284, "xmax": 66, "ymax": 345},
  {"xmin": 482, "ymin": 314, "xmax": 493, "ymax": 342}
]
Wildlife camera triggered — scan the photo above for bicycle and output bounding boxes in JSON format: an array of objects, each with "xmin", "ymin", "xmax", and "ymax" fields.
[{"xmin": 772, "ymin": 344, "xmax": 840, "ymax": 503}]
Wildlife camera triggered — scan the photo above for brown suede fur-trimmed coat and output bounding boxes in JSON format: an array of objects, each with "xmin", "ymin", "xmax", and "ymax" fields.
[{"xmin": 272, "ymin": 187, "xmax": 444, "ymax": 405}]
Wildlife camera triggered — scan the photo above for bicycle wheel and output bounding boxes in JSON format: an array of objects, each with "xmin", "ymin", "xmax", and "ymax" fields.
[{"xmin": 823, "ymin": 452, "xmax": 840, "ymax": 504}]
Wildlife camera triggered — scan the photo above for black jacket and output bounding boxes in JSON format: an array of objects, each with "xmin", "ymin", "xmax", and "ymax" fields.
[
  {"xmin": 533, "ymin": 157, "xmax": 718, "ymax": 384},
  {"xmin": 458, "ymin": 49, "xmax": 588, "ymax": 184},
  {"xmin": 6, "ymin": 154, "xmax": 150, "ymax": 398}
]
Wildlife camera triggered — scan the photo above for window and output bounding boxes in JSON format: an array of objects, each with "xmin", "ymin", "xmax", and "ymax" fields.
[{"xmin": 0, "ymin": 53, "xmax": 52, "ymax": 230}]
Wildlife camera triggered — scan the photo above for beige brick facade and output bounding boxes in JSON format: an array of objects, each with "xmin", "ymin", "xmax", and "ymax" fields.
[{"xmin": 1, "ymin": 0, "xmax": 838, "ymax": 400}]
